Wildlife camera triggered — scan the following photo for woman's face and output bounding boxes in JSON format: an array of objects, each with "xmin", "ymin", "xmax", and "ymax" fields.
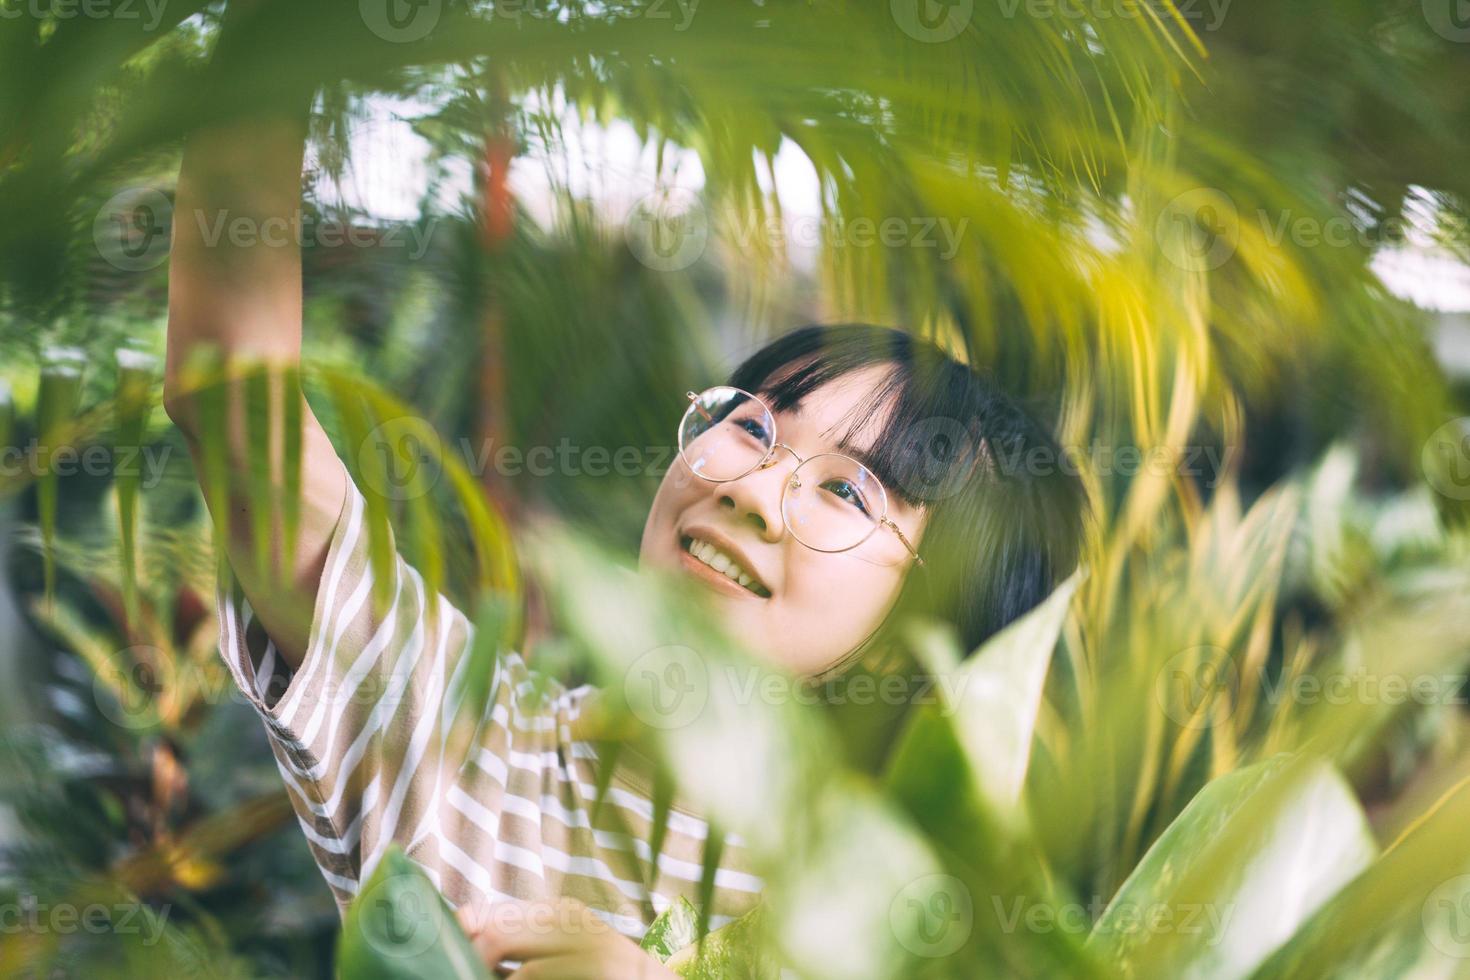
[{"xmin": 639, "ymin": 364, "xmax": 926, "ymax": 675}]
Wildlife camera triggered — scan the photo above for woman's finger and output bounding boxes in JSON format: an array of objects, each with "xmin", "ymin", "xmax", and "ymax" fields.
[
  {"xmin": 504, "ymin": 954, "xmax": 591, "ymax": 980},
  {"xmin": 464, "ymin": 897, "xmax": 615, "ymax": 967},
  {"xmin": 457, "ymin": 899, "xmax": 493, "ymax": 936}
]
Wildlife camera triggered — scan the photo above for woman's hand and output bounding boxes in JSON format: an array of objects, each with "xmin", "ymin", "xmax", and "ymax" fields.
[{"xmin": 457, "ymin": 897, "xmax": 681, "ymax": 979}]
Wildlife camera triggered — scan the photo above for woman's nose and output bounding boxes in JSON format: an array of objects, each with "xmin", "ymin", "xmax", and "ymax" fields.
[{"xmin": 717, "ymin": 453, "xmax": 795, "ymax": 540}]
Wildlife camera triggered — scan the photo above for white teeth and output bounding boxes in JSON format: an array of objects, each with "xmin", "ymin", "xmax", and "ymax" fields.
[{"xmin": 684, "ymin": 537, "xmax": 764, "ymax": 595}]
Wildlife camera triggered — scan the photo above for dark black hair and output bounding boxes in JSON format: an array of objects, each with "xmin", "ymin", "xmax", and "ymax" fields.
[{"xmin": 727, "ymin": 323, "xmax": 1089, "ymax": 656}]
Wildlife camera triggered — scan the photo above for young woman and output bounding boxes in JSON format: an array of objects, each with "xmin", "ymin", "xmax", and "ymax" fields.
[{"xmin": 163, "ymin": 46, "xmax": 1086, "ymax": 980}]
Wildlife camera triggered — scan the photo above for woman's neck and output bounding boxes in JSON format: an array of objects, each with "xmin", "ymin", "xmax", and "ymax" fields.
[{"xmin": 812, "ymin": 644, "xmax": 920, "ymax": 776}]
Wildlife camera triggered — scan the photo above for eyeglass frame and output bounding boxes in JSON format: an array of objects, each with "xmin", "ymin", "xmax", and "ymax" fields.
[{"xmin": 679, "ymin": 388, "xmax": 925, "ymax": 565}]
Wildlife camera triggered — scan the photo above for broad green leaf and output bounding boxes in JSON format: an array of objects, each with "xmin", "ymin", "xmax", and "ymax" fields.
[
  {"xmin": 948, "ymin": 570, "xmax": 1083, "ymax": 819},
  {"xmin": 878, "ymin": 575, "xmax": 1092, "ymax": 976},
  {"xmin": 528, "ymin": 523, "xmax": 837, "ymax": 861},
  {"xmin": 666, "ymin": 906, "xmax": 776, "ymax": 979},
  {"xmin": 1087, "ymin": 755, "xmax": 1376, "ymax": 980},
  {"xmin": 767, "ymin": 779, "xmax": 950, "ymax": 980},
  {"xmin": 888, "ymin": 570, "xmax": 1081, "ymax": 830},
  {"xmin": 1249, "ymin": 776, "xmax": 1470, "ymax": 980},
  {"xmin": 338, "ymin": 846, "xmax": 490, "ymax": 980},
  {"xmin": 640, "ymin": 896, "xmax": 700, "ymax": 963}
]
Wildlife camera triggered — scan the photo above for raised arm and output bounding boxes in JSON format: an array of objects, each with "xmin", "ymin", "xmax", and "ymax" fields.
[{"xmin": 163, "ymin": 34, "xmax": 346, "ymax": 670}]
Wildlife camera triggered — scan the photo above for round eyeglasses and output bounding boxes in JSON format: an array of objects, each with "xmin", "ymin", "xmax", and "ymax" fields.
[{"xmin": 677, "ymin": 386, "xmax": 924, "ymax": 564}]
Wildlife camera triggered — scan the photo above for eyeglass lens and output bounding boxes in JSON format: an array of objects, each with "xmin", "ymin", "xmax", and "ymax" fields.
[{"xmin": 678, "ymin": 387, "xmax": 885, "ymax": 551}]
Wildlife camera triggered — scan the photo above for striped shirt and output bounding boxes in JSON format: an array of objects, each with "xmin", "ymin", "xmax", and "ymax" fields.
[{"xmin": 215, "ymin": 481, "xmax": 763, "ymax": 939}]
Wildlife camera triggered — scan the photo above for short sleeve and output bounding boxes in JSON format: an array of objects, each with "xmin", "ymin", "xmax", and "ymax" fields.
[
  {"xmin": 214, "ymin": 479, "xmax": 764, "ymax": 933},
  {"xmin": 214, "ymin": 481, "xmax": 524, "ymax": 906}
]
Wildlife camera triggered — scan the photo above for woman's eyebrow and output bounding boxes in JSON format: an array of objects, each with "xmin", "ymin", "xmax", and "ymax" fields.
[{"xmin": 832, "ymin": 439, "xmax": 889, "ymax": 479}]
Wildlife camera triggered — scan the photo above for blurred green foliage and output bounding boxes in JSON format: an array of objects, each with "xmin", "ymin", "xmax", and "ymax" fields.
[{"xmin": 0, "ymin": 0, "xmax": 1468, "ymax": 976}]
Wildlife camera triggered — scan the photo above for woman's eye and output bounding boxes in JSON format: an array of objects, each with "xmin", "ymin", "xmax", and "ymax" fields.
[
  {"xmin": 821, "ymin": 478, "xmax": 871, "ymax": 515},
  {"xmin": 737, "ymin": 418, "xmax": 770, "ymax": 442}
]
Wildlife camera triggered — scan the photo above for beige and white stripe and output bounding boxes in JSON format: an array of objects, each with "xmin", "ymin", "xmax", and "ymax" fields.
[{"xmin": 216, "ymin": 482, "xmax": 762, "ymax": 938}]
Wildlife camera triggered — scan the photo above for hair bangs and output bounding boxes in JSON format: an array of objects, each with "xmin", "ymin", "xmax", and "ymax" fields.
[{"xmin": 729, "ymin": 326, "xmax": 990, "ymax": 508}]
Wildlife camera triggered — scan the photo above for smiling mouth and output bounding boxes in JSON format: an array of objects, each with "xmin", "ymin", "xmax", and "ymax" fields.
[{"xmin": 679, "ymin": 534, "xmax": 772, "ymax": 598}]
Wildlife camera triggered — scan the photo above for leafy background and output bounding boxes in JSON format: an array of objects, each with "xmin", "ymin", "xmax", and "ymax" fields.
[{"xmin": 0, "ymin": 0, "xmax": 1469, "ymax": 976}]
